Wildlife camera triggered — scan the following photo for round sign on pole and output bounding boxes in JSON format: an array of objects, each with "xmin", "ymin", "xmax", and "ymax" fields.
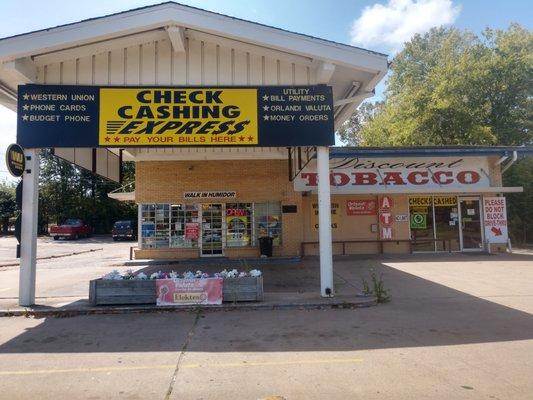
[{"xmin": 6, "ymin": 144, "xmax": 25, "ymax": 177}]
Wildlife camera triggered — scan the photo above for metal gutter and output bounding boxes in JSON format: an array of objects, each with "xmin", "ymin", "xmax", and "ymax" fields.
[{"xmin": 329, "ymin": 146, "xmax": 533, "ymax": 158}]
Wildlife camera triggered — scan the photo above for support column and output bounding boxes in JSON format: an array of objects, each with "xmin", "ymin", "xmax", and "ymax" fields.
[
  {"xmin": 19, "ymin": 149, "xmax": 39, "ymax": 306},
  {"xmin": 317, "ymin": 146, "xmax": 333, "ymax": 297},
  {"xmin": 137, "ymin": 203, "xmax": 142, "ymax": 249}
]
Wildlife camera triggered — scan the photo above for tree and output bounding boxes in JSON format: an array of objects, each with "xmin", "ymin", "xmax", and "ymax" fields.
[
  {"xmin": 0, "ymin": 183, "xmax": 17, "ymax": 234},
  {"xmin": 38, "ymin": 150, "xmax": 136, "ymax": 234},
  {"xmin": 344, "ymin": 24, "xmax": 532, "ymax": 146},
  {"xmin": 337, "ymin": 101, "xmax": 383, "ymax": 146},
  {"xmin": 340, "ymin": 23, "xmax": 533, "ymax": 244},
  {"xmin": 504, "ymin": 157, "xmax": 533, "ymax": 243}
]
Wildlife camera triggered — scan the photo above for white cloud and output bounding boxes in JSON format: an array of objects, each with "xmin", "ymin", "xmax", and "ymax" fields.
[{"xmin": 350, "ymin": 0, "xmax": 461, "ymax": 50}]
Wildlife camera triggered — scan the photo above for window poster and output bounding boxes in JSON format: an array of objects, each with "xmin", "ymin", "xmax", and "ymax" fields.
[{"xmin": 226, "ymin": 215, "xmax": 249, "ymax": 246}]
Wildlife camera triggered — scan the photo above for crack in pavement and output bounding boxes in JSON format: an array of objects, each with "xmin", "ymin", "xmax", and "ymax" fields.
[{"xmin": 164, "ymin": 310, "xmax": 201, "ymax": 400}]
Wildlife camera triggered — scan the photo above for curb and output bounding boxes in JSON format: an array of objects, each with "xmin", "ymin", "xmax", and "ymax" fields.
[
  {"xmin": 124, "ymin": 256, "xmax": 302, "ymax": 267},
  {"xmin": 0, "ymin": 248, "xmax": 103, "ymax": 268},
  {"xmin": 0, "ymin": 297, "xmax": 377, "ymax": 318}
]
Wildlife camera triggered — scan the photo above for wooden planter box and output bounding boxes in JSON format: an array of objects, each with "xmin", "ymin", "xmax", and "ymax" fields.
[
  {"xmin": 89, "ymin": 276, "xmax": 263, "ymax": 306},
  {"xmin": 89, "ymin": 279, "xmax": 156, "ymax": 306},
  {"xmin": 222, "ymin": 276, "xmax": 264, "ymax": 302}
]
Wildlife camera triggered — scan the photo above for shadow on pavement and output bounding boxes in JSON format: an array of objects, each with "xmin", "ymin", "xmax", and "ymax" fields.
[{"xmin": 1, "ymin": 252, "xmax": 532, "ymax": 354}]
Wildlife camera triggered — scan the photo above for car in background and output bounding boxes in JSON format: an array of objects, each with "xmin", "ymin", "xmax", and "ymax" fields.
[
  {"xmin": 112, "ymin": 220, "xmax": 137, "ymax": 241},
  {"xmin": 50, "ymin": 219, "xmax": 92, "ymax": 240}
]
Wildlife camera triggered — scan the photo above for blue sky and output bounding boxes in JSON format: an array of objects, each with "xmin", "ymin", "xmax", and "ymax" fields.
[{"xmin": 0, "ymin": 0, "xmax": 531, "ymax": 181}]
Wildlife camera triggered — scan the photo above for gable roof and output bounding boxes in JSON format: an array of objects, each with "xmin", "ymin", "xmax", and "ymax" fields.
[{"xmin": 0, "ymin": 2, "xmax": 388, "ymax": 126}]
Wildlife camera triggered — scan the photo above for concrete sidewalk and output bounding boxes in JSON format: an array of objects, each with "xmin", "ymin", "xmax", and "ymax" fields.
[{"xmin": 0, "ymin": 257, "xmax": 376, "ymax": 316}]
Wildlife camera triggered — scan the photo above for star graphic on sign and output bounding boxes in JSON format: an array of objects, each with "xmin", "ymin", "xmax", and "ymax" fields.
[
  {"xmin": 263, "ymin": 105, "xmax": 269, "ymax": 111},
  {"xmin": 263, "ymin": 115, "xmax": 269, "ymax": 121},
  {"xmin": 262, "ymin": 95, "xmax": 269, "ymax": 101},
  {"xmin": 22, "ymin": 114, "xmax": 28, "ymax": 121},
  {"xmin": 239, "ymin": 136, "xmax": 245, "ymax": 142},
  {"xmin": 247, "ymin": 136, "xmax": 254, "ymax": 142},
  {"xmin": 114, "ymin": 137, "xmax": 120, "ymax": 142},
  {"xmin": 22, "ymin": 94, "xmax": 29, "ymax": 100},
  {"xmin": 22, "ymin": 104, "xmax": 29, "ymax": 111},
  {"xmin": 104, "ymin": 137, "xmax": 111, "ymax": 142}
]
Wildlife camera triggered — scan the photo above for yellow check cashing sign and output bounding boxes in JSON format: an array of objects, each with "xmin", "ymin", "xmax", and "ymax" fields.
[{"xmin": 99, "ymin": 88, "xmax": 258, "ymax": 146}]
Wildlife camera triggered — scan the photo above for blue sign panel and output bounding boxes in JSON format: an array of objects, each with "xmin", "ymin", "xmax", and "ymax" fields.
[{"xmin": 17, "ymin": 84, "xmax": 334, "ymax": 148}]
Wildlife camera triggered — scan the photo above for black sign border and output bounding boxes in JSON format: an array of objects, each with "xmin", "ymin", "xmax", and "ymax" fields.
[{"xmin": 17, "ymin": 84, "xmax": 335, "ymax": 148}]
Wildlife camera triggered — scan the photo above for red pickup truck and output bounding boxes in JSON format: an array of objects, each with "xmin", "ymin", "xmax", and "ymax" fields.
[{"xmin": 50, "ymin": 219, "xmax": 92, "ymax": 240}]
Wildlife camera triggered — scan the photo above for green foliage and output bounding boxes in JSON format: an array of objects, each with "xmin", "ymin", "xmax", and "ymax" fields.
[
  {"xmin": 0, "ymin": 182, "xmax": 17, "ymax": 234},
  {"xmin": 338, "ymin": 102, "xmax": 383, "ymax": 146},
  {"xmin": 361, "ymin": 277, "xmax": 372, "ymax": 296},
  {"xmin": 346, "ymin": 24, "xmax": 532, "ymax": 146},
  {"xmin": 361, "ymin": 270, "xmax": 391, "ymax": 303},
  {"xmin": 38, "ymin": 149, "xmax": 136, "ymax": 234},
  {"xmin": 504, "ymin": 157, "xmax": 533, "ymax": 243},
  {"xmin": 341, "ymin": 23, "xmax": 533, "ymax": 244},
  {"xmin": 370, "ymin": 271, "xmax": 391, "ymax": 303}
]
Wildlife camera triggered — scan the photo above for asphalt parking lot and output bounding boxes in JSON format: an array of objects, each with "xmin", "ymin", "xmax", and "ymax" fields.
[
  {"xmin": 0, "ymin": 235, "xmax": 133, "ymax": 307},
  {"xmin": 0, "ymin": 237, "xmax": 532, "ymax": 399}
]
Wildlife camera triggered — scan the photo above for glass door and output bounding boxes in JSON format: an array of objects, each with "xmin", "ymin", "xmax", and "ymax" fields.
[
  {"xmin": 458, "ymin": 197, "xmax": 483, "ymax": 251},
  {"xmin": 200, "ymin": 203, "xmax": 224, "ymax": 257}
]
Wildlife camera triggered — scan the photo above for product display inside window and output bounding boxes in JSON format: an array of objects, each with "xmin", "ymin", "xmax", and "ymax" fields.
[
  {"xmin": 254, "ymin": 202, "xmax": 282, "ymax": 246},
  {"xmin": 140, "ymin": 202, "xmax": 282, "ymax": 252},
  {"xmin": 225, "ymin": 203, "xmax": 252, "ymax": 247},
  {"xmin": 170, "ymin": 204, "xmax": 199, "ymax": 248},
  {"xmin": 141, "ymin": 204, "xmax": 170, "ymax": 249}
]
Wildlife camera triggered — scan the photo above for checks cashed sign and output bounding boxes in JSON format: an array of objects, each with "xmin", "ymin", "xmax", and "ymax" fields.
[
  {"xmin": 17, "ymin": 85, "xmax": 334, "ymax": 147},
  {"xmin": 483, "ymin": 197, "xmax": 508, "ymax": 244}
]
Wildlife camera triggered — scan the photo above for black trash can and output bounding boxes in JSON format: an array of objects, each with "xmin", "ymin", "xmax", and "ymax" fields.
[{"xmin": 259, "ymin": 236, "xmax": 273, "ymax": 257}]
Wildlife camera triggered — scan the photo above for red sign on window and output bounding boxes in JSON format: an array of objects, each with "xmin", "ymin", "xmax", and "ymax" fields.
[
  {"xmin": 346, "ymin": 200, "xmax": 377, "ymax": 216},
  {"xmin": 185, "ymin": 223, "xmax": 199, "ymax": 240},
  {"xmin": 226, "ymin": 208, "xmax": 247, "ymax": 216}
]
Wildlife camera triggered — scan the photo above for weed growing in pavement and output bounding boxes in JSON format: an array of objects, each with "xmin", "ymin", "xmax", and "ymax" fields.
[{"xmin": 360, "ymin": 270, "xmax": 391, "ymax": 303}]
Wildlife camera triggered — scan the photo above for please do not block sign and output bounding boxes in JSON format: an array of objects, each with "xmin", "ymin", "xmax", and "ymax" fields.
[{"xmin": 483, "ymin": 197, "xmax": 508, "ymax": 244}]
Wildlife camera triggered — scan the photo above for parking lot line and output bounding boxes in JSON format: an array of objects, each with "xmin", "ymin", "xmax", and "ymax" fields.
[{"xmin": 0, "ymin": 358, "xmax": 364, "ymax": 376}]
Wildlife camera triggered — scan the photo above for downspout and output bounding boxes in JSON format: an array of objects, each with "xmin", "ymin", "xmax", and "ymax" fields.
[{"xmin": 501, "ymin": 151, "xmax": 518, "ymax": 174}]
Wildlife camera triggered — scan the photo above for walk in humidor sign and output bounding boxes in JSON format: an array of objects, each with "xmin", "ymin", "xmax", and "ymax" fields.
[
  {"xmin": 294, "ymin": 157, "xmax": 492, "ymax": 193},
  {"xmin": 17, "ymin": 84, "xmax": 334, "ymax": 147}
]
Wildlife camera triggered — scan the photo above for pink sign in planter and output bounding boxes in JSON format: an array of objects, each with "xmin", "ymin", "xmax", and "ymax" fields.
[{"xmin": 156, "ymin": 278, "xmax": 223, "ymax": 306}]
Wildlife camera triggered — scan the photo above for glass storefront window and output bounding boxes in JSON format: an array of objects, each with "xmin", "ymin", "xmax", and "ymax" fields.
[
  {"xmin": 141, "ymin": 204, "xmax": 170, "ymax": 249},
  {"xmin": 141, "ymin": 202, "xmax": 282, "ymax": 250},
  {"xmin": 409, "ymin": 196, "xmax": 462, "ymax": 252},
  {"xmin": 433, "ymin": 196, "xmax": 460, "ymax": 251},
  {"xmin": 409, "ymin": 197, "xmax": 434, "ymax": 251},
  {"xmin": 254, "ymin": 202, "xmax": 282, "ymax": 245},
  {"xmin": 170, "ymin": 204, "xmax": 199, "ymax": 248},
  {"xmin": 225, "ymin": 203, "xmax": 252, "ymax": 247}
]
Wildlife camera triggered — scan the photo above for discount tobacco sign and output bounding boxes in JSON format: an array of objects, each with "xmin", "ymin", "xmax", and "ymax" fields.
[
  {"xmin": 294, "ymin": 157, "xmax": 491, "ymax": 193},
  {"xmin": 17, "ymin": 84, "xmax": 334, "ymax": 148}
]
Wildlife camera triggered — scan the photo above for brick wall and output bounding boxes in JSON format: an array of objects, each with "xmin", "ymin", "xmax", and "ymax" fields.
[{"xmin": 135, "ymin": 159, "xmax": 303, "ymax": 259}]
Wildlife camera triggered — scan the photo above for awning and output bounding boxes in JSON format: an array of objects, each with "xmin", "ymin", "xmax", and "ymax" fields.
[{"xmin": 108, "ymin": 191, "xmax": 135, "ymax": 201}]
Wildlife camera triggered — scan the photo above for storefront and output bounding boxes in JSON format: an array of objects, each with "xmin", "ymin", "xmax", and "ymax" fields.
[
  {"xmin": 0, "ymin": 2, "xmax": 530, "ymax": 306},
  {"xmin": 129, "ymin": 147, "xmax": 525, "ymax": 259}
]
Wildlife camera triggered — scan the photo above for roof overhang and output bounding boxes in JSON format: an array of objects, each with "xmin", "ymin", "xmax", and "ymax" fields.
[
  {"xmin": 329, "ymin": 146, "xmax": 533, "ymax": 159},
  {"xmin": 0, "ymin": 1, "xmax": 388, "ymax": 127}
]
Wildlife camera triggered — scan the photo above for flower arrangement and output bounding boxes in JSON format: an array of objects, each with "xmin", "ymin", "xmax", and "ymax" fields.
[{"xmin": 101, "ymin": 268, "xmax": 262, "ymax": 280}]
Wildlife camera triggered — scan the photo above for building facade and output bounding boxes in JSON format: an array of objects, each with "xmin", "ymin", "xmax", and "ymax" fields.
[{"xmin": 132, "ymin": 147, "xmax": 523, "ymax": 259}]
